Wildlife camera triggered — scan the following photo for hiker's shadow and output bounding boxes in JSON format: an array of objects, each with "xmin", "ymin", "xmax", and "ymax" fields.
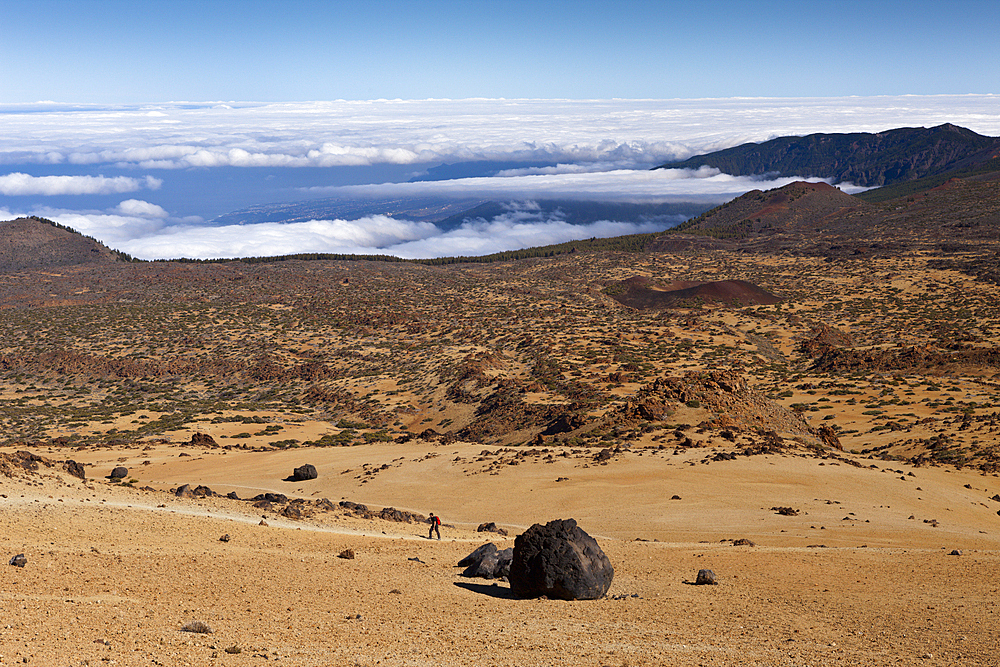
[{"xmin": 453, "ymin": 581, "xmax": 517, "ymax": 599}]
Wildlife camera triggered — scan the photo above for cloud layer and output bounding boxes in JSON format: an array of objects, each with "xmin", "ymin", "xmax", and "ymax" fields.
[
  {"xmin": 4, "ymin": 97, "xmax": 1000, "ymax": 171},
  {"xmin": 3, "ymin": 96, "xmax": 1000, "ymax": 260}
]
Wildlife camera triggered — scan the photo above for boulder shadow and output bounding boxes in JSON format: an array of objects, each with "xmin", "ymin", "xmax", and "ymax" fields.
[{"xmin": 453, "ymin": 581, "xmax": 517, "ymax": 599}]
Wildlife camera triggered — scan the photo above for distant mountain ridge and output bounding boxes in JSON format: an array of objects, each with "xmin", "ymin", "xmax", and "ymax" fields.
[{"xmin": 656, "ymin": 123, "xmax": 1000, "ymax": 188}]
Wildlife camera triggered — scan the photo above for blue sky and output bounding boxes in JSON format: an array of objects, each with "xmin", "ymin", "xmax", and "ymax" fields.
[{"xmin": 3, "ymin": 0, "xmax": 998, "ymax": 103}]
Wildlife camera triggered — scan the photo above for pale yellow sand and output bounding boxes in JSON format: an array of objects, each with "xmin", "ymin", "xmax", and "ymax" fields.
[{"xmin": 2, "ymin": 442, "xmax": 998, "ymax": 666}]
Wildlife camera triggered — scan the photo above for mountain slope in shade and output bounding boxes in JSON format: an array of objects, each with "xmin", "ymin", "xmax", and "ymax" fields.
[
  {"xmin": 668, "ymin": 181, "xmax": 866, "ymax": 239},
  {"xmin": 0, "ymin": 217, "xmax": 123, "ymax": 272},
  {"xmin": 657, "ymin": 123, "xmax": 1000, "ymax": 188}
]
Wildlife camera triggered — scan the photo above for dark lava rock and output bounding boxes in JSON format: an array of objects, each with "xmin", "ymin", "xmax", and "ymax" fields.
[
  {"xmin": 772, "ymin": 506, "xmax": 799, "ymax": 516},
  {"xmin": 219, "ymin": 534, "xmax": 230, "ymax": 543},
  {"xmin": 9, "ymin": 553, "xmax": 27, "ymax": 567},
  {"xmin": 292, "ymin": 464, "xmax": 318, "ymax": 481},
  {"xmin": 338, "ymin": 549, "xmax": 355, "ymax": 559},
  {"xmin": 459, "ymin": 543, "xmax": 498, "ymax": 567},
  {"xmin": 251, "ymin": 493, "xmax": 288, "ymax": 503},
  {"xmin": 458, "ymin": 543, "xmax": 512, "ymax": 579},
  {"xmin": 175, "ymin": 484, "xmax": 195, "ymax": 498},
  {"xmin": 509, "ymin": 518, "xmax": 614, "ymax": 600},
  {"xmin": 816, "ymin": 425, "xmax": 843, "ymax": 450},
  {"xmin": 109, "ymin": 466, "xmax": 128, "ymax": 480},
  {"xmin": 378, "ymin": 507, "xmax": 421, "ymax": 523},
  {"xmin": 477, "ymin": 522, "xmax": 508, "ymax": 536},
  {"xmin": 695, "ymin": 569, "xmax": 718, "ymax": 585},
  {"xmin": 190, "ymin": 432, "xmax": 217, "ymax": 446},
  {"xmin": 340, "ymin": 500, "xmax": 369, "ymax": 512},
  {"xmin": 226, "ymin": 491, "xmax": 241, "ymax": 500},
  {"xmin": 193, "ymin": 485, "xmax": 215, "ymax": 497},
  {"xmin": 732, "ymin": 538, "xmax": 756, "ymax": 547},
  {"xmin": 314, "ymin": 498, "xmax": 336, "ymax": 511},
  {"xmin": 64, "ymin": 460, "xmax": 86, "ymax": 480},
  {"xmin": 280, "ymin": 503, "xmax": 308, "ymax": 520}
]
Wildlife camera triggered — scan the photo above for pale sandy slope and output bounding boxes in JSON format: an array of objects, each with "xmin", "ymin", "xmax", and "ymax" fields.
[{"xmin": 2, "ymin": 441, "xmax": 999, "ymax": 666}]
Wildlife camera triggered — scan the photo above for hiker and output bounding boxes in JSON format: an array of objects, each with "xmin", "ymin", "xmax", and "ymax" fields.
[{"xmin": 428, "ymin": 512, "xmax": 441, "ymax": 540}]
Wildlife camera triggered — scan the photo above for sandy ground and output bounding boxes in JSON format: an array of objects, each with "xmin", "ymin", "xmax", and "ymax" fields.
[{"xmin": 3, "ymin": 442, "xmax": 999, "ymax": 666}]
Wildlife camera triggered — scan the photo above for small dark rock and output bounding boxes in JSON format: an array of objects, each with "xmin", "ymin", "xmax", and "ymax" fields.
[
  {"xmin": 292, "ymin": 464, "xmax": 318, "ymax": 481},
  {"xmin": 732, "ymin": 538, "xmax": 755, "ymax": 547},
  {"xmin": 251, "ymin": 493, "xmax": 288, "ymax": 503},
  {"xmin": 338, "ymin": 549, "xmax": 355, "ymax": 559},
  {"xmin": 459, "ymin": 543, "xmax": 498, "ymax": 567},
  {"xmin": 109, "ymin": 466, "xmax": 128, "ymax": 480},
  {"xmin": 9, "ymin": 553, "xmax": 27, "ymax": 567},
  {"xmin": 458, "ymin": 543, "xmax": 512, "ymax": 579},
  {"xmin": 64, "ymin": 460, "xmax": 86, "ymax": 480},
  {"xmin": 695, "ymin": 569, "xmax": 717, "ymax": 585},
  {"xmin": 772, "ymin": 506, "xmax": 799, "ymax": 516},
  {"xmin": 226, "ymin": 491, "xmax": 241, "ymax": 500},
  {"xmin": 219, "ymin": 534, "xmax": 230, "ymax": 543},
  {"xmin": 175, "ymin": 484, "xmax": 195, "ymax": 498},
  {"xmin": 280, "ymin": 504, "xmax": 307, "ymax": 520},
  {"xmin": 340, "ymin": 500, "xmax": 369, "ymax": 512},
  {"xmin": 477, "ymin": 522, "xmax": 508, "ymax": 536},
  {"xmin": 949, "ymin": 549, "xmax": 962, "ymax": 556}
]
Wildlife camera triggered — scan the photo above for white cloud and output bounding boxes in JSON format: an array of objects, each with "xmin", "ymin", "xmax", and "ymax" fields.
[
  {"xmin": 304, "ymin": 167, "xmax": 855, "ymax": 204},
  {"xmin": 0, "ymin": 172, "xmax": 161, "ymax": 196},
  {"xmin": 2, "ymin": 96, "xmax": 998, "ymax": 170},
  {"xmin": 116, "ymin": 199, "xmax": 169, "ymax": 218}
]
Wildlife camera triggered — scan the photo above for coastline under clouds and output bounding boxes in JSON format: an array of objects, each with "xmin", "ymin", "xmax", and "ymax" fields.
[{"xmin": 2, "ymin": 96, "xmax": 1000, "ymax": 260}]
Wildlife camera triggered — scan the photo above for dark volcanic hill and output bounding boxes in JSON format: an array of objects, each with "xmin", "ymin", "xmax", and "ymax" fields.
[
  {"xmin": 607, "ymin": 276, "xmax": 781, "ymax": 309},
  {"xmin": 669, "ymin": 181, "xmax": 866, "ymax": 239},
  {"xmin": 656, "ymin": 123, "xmax": 1000, "ymax": 188},
  {"xmin": 0, "ymin": 217, "xmax": 123, "ymax": 272},
  {"xmin": 654, "ymin": 173, "xmax": 1000, "ymax": 256}
]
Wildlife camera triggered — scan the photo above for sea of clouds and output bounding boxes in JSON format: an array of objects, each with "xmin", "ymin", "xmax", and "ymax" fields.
[{"xmin": 2, "ymin": 96, "xmax": 999, "ymax": 259}]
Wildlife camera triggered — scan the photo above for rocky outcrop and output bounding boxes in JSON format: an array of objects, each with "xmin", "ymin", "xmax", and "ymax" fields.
[
  {"xmin": 509, "ymin": 518, "xmax": 614, "ymax": 600},
  {"xmin": 609, "ymin": 370, "xmax": 812, "ymax": 436}
]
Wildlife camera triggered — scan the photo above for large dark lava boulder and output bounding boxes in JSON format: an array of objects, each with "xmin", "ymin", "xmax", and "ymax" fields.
[
  {"xmin": 292, "ymin": 464, "xmax": 318, "ymax": 481},
  {"xmin": 509, "ymin": 518, "xmax": 614, "ymax": 600}
]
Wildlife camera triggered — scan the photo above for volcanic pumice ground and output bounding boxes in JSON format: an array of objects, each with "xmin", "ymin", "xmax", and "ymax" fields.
[{"xmin": 3, "ymin": 209, "xmax": 1000, "ymax": 665}]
